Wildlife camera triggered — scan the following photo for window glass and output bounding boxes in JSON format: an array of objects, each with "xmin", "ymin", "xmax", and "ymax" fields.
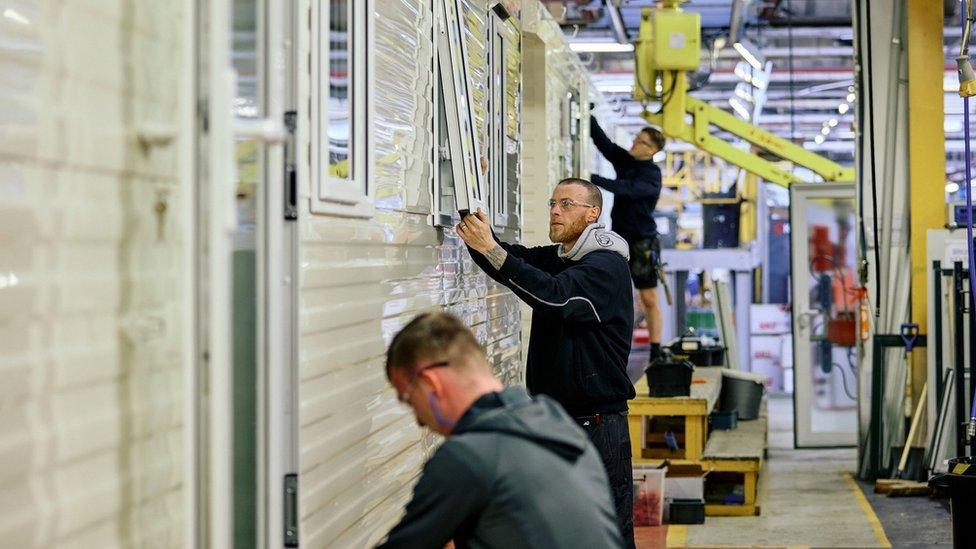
[{"xmin": 326, "ymin": 0, "xmax": 352, "ymax": 183}]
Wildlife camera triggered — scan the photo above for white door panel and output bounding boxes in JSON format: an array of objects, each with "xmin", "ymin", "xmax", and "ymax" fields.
[{"xmin": 790, "ymin": 183, "xmax": 858, "ymax": 448}]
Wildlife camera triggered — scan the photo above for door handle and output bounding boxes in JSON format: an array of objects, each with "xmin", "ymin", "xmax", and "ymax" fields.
[
  {"xmin": 234, "ymin": 117, "xmax": 287, "ymax": 143},
  {"xmin": 797, "ymin": 309, "xmax": 820, "ymax": 331}
]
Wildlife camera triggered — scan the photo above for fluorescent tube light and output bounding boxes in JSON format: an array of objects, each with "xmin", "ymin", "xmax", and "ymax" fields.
[
  {"xmin": 729, "ymin": 97, "xmax": 751, "ymax": 120},
  {"xmin": 570, "ymin": 42, "xmax": 634, "ymax": 53},
  {"xmin": 733, "ymin": 39, "xmax": 764, "ymax": 71}
]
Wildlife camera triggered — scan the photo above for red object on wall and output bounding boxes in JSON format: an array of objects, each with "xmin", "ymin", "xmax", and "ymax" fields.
[
  {"xmin": 810, "ymin": 225, "xmax": 833, "ymax": 272},
  {"xmin": 827, "ymin": 311, "xmax": 857, "ymax": 347}
]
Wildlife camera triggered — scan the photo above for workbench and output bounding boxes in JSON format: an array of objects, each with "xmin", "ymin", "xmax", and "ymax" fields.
[{"xmin": 629, "ymin": 368, "xmax": 768, "ymax": 516}]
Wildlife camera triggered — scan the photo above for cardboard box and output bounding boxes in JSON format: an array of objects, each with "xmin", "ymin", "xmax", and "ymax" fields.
[
  {"xmin": 749, "ymin": 335, "xmax": 787, "ymax": 391},
  {"xmin": 750, "ymin": 304, "xmax": 792, "ymax": 335}
]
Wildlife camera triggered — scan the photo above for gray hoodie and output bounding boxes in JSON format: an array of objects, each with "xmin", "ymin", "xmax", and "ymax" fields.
[
  {"xmin": 378, "ymin": 387, "xmax": 624, "ymax": 549},
  {"xmin": 557, "ymin": 223, "xmax": 630, "ymax": 261}
]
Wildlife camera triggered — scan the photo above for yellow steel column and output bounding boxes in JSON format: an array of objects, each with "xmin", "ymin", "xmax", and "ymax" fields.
[
  {"xmin": 907, "ymin": 0, "xmax": 944, "ymax": 401},
  {"xmin": 739, "ymin": 171, "xmax": 757, "ymax": 244}
]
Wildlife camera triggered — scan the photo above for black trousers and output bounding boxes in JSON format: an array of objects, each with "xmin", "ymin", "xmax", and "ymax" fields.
[{"xmin": 575, "ymin": 412, "xmax": 635, "ymax": 549}]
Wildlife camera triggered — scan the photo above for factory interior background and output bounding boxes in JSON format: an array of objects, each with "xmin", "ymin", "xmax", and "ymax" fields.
[{"xmin": 1, "ymin": 0, "xmax": 975, "ymax": 547}]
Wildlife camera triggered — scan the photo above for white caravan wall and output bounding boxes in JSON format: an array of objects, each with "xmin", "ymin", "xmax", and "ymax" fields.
[
  {"xmin": 296, "ymin": 1, "xmax": 525, "ymax": 547},
  {"xmin": 0, "ymin": 2, "xmax": 193, "ymax": 547}
]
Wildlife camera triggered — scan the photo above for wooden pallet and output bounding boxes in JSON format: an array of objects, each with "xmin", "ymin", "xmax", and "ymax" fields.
[
  {"xmin": 874, "ymin": 479, "xmax": 932, "ymax": 497},
  {"xmin": 628, "ymin": 367, "xmax": 723, "ymax": 462}
]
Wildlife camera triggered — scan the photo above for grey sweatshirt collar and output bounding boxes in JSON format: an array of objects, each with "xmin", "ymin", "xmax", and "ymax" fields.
[{"xmin": 557, "ymin": 223, "xmax": 630, "ymax": 261}]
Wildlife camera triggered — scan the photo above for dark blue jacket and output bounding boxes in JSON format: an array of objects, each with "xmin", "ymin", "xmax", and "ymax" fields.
[
  {"xmin": 590, "ymin": 116, "xmax": 662, "ymax": 244},
  {"xmin": 468, "ymin": 228, "xmax": 636, "ymax": 416}
]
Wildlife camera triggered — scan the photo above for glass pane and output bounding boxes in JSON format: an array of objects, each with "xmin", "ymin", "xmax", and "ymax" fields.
[
  {"xmin": 438, "ymin": 69, "xmax": 457, "ymax": 217},
  {"xmin": 491, "ymin": 32, "xmax": 505, "ymax": 216},
  {"xmin": 232, "ymin": 0, "xmax": 260, "ymax": 546},
  {"xmin": 805, "ymin": 196, "xmax": 858, "ymax": 435},
  {"xmin": 569, "ymin": 90, "xmax": 581, "ymax": 177},
  {"xmin": 233, "ymin": 0, "xmax": 259, "ymax": 118},
  {"xmin": 327, "ymin": 0, "xmax": 352, "ymax": 181}
]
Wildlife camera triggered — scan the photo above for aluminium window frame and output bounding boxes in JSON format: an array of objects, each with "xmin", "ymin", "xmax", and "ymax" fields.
[
  {"xmin": 488, "ymin": 9, "xmax": 509, "ymax": 229},
  {"xmin": 436, "ymin": 0, "xmax": 487, "ymax": 216}
]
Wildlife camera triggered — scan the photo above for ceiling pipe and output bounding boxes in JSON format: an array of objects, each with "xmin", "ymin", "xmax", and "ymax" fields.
[
  {"xmin": 604, "ymin": 0, "xmax": 629, "ymax": 44},
  {"xmin": 728, "ymin": 0, "xmax": 751, "ymax": 44}
]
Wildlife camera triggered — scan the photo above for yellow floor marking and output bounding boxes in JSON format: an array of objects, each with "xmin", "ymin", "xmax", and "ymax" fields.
[
  {"xmin": 666, "ymin": 525, "xmax": 687, "ymax": 547},
  {"xmin": 843, "ymin": 473, "xmax": 892, "ymax": 548}
]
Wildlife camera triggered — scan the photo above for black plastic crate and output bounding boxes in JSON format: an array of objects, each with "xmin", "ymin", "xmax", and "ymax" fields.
[
  {"xmin": 667, "ymin": 332, "xmax": 726, "ymax": 367},
  {"xmin": 669, "ymin": 498, "xmax": 705, "ymax": 524},
  {"xmin": 709, "ymin": 410, "xmax": 738, "ymax": 430},
  {"xmin": 646, "ymin": 354, "xmax": 694, "ymax": 397}
]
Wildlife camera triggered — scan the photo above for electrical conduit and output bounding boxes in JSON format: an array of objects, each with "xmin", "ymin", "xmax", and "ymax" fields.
[{"xmin": 958, "ymin": 0, "xmax": 976, "ymax": 437}]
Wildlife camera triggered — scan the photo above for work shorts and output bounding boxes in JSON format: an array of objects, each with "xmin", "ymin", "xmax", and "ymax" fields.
[{"xmin": 628, "ymin": 236, "xmax": 660, "ymax": 290}]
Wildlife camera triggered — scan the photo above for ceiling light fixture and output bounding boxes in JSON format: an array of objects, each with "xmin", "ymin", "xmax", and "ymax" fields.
[
  {"xmin": 594, "ymin": 83, "xmax": 635, "ymax": 93},
  {"xmin": 569, "ymin": 42, "xmax": 635, "ymax": 53},
  {"xmin": 733, "ymin": 61, "xmax": 768, "ymax": 89},
  {"xmin": 846, "ymin": 93, "xmax": 856, "ymax": 103},
  {"xmin": 729, "ymin": 97, "xmax": 751, "ymax": 120},
  {"xmin": 815, "ymin": 135, "xmax": 825, "ymax": 144},
  {"xmin": 838, "ymin": 103, "xmax": 849, "ymax": 114},
  {"xmin": 828, "ymin": 119, "xmax": 838, "ymax": 127},
  {"xmin": 734, "ymin": 82, "xmax": 755, "ymax": 103},
  {"xmin": 733, "ymin": 38, "xmax": 764, "ymax": 71},
  {"xmin": 947, "ymin": 182, "xmax": 960, "ymax": 193}
]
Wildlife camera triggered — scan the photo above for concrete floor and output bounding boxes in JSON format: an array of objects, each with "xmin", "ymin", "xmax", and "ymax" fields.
[{"xmin": 634, "ymin": 393, "xmax": 953, "ymax": 548}]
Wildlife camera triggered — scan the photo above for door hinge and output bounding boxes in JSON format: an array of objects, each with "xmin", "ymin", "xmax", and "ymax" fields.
[{"xmin": 284, "ymin": 473, "xmax": 299, "ymax": 547}]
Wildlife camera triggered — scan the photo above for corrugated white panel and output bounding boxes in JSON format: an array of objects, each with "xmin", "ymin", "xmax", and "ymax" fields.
[
  {"xmin": 0, "ymin": 1, "xmax": 189, "ymax": 548},
  {"xmin": 298, "ymin": 1, "xmax": 525, "ymax": 547}
]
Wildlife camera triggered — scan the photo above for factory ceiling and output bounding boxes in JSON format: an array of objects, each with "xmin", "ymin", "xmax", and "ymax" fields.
[{"xmin": 552, "ymin": 0, "xmax": 963, "ymax": 173}]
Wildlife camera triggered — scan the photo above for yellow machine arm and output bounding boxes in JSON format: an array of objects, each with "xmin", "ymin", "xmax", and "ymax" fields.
[{"xmin": 633, "ymin": 3, "xmax": 855, "ymax": 187}]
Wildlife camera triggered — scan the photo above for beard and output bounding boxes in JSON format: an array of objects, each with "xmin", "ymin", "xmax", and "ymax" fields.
[{"xmin": 549, "ymin": 215, "xmax": 590, "ymax": 244}]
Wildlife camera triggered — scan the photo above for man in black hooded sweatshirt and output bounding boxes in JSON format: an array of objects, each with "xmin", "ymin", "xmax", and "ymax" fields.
[
  {"xmin": 456, "ymin": 178, "xmax": 637, "ymax": 548},
  {"xmin": 378, "ymin": 312, "xmax": 622, "ymax": 549},
  {"xmin": 589, "ymin": 116, "xmax": 665, "ymax": 362}
]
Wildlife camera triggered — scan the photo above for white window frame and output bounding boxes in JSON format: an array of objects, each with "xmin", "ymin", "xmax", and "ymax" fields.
[
  {"xmin": 310, "ymin": 0, "xmax": 374, "ymax": 218},
  {"xmin": 432, "ymin": 63, "xmax": 455, "ymax": 228},
  {"xmin": 436, "ymin": 0, "xmax": 487, "ymax": 216},
  {"xmin": 431, "ymin": 1, "xmax": 453, "ymax": 228},
  {"xmin": 560, "ymin": 86, "xmax": 583, "ymax": 179},
  {"xmin": 488, "ymin": 10, "xmax": 509, "ymax": 229}
]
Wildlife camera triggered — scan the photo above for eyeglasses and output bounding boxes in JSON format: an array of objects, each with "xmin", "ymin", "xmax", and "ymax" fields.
[
  {"xmin": 397, "ymin": 360, "xmax": 450, "ymax": 404},
  {"xmin": 547, "ymin": 198, "xmax": 596, "ymax": 211},
  {"xmin": 633, "ymin": 137, "xmax": 655, "ymax": 148}
]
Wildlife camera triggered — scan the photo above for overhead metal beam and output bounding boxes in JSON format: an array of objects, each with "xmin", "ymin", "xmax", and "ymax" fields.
[{"xmin": 715, "ymin": 46, "xmax": 853, "ymax": 58}]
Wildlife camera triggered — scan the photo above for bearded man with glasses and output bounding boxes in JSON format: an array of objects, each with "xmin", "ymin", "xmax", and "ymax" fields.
[
  {"xmin": 378, "ymin": 312, "xmax": 623, "ymax": 549},
  {"xmin": 456, "ymin": 178, "xmax": 637, "ymax": 548}
]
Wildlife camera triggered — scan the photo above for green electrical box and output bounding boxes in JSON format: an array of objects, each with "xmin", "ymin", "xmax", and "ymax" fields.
[{"xmin": 651, "ymin": 11, "xmax": 701, "ymax": 71}]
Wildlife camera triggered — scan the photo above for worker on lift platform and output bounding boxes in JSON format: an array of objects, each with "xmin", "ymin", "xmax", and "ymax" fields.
[{"xmin": 589, "ymin": 115, "xmax": 666, "ymax": 362}]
